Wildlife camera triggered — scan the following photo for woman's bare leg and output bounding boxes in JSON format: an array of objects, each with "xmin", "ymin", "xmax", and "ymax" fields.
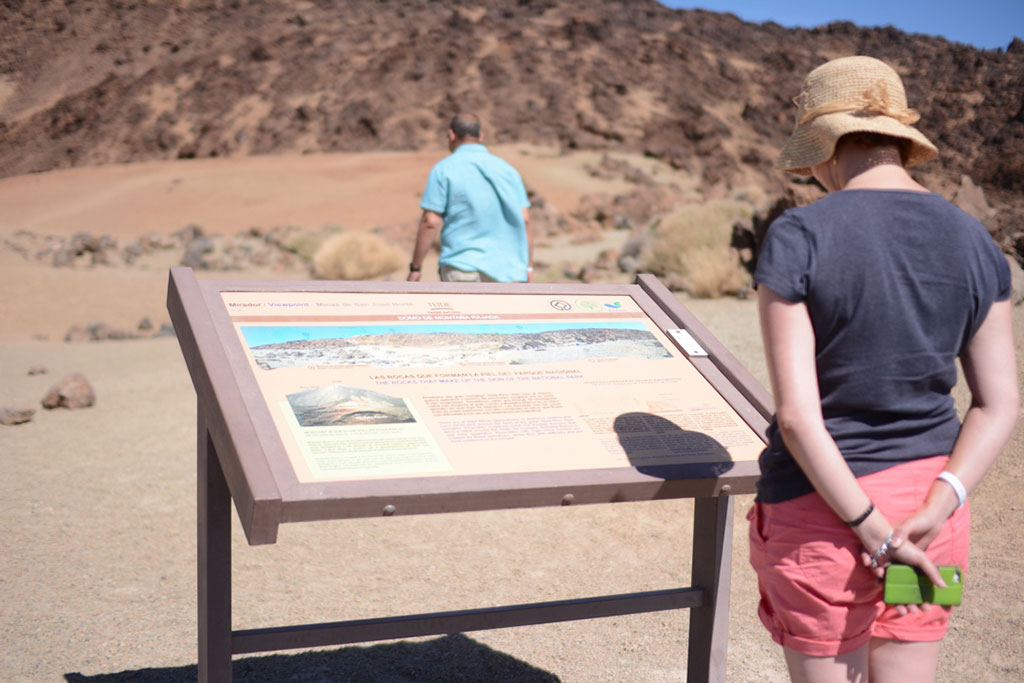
[
  {"xmin": 868, "ymin": 638, "xmax": 941, "ymax": 683},
  {"xmin": 783, "ymin": 644, "xmax": 869, "ymax": 683}
]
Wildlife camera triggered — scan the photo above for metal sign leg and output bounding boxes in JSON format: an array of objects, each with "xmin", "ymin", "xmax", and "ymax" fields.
[
  {"xmin": 687, "ymin": 496, "xmax": 735, "ymax": 682},
  {"xmin": 198, "ymin": 413, "xmax": 233, "ymax": 682}
]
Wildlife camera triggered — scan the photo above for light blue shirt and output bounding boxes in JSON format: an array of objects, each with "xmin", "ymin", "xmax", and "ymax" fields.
[{"xmin": 420, "ymin": 144, "xmax": 531, "ymax": 282}]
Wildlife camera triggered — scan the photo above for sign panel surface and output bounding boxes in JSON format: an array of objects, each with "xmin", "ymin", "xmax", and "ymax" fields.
[{"xmin": 221, "ymin": 290, "xmax": 763, "ymax": 483}]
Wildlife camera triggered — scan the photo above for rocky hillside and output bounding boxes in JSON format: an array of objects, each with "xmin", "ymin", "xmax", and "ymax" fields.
[{"xmin": 2, "ymin": 0, "xmax": 1022, "ymax": 251}]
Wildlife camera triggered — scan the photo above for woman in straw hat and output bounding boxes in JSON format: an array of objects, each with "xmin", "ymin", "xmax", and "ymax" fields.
[{"xmin": 748, "ymin": 55, "xmax": 1018, "ymax": 681}]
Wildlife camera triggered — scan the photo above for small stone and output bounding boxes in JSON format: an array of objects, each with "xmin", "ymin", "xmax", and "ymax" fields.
[
  {"xmin": 70, "ymin": 232, "xmax": 100, "ymax": 254},
  {"xmin": 1, "ymin": 407, "xmax": 35, "ymax": 425},
  {"xmin": 86, "ymin": 321, "xmax": 112, "ymax": 341},
  {"xmin": 64, "ymin": 325, "xmax": 89, "ymax": 343},
  {"xmin": 27, "ymin": 364, "xmax": 48, "ymax": 375},
  {"xmin": 52, "ymin": 249, "xmax": 73, "ymax": 267}
]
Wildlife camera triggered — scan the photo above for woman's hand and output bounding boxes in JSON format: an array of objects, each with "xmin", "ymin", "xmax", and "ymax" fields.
[
  {"xmin": 860, "ymin": 531, "xmax": 946, "ymax": 616},
  {"xmin": 892, "ymin": 499, "xmax": 953, "ymax": 557}
]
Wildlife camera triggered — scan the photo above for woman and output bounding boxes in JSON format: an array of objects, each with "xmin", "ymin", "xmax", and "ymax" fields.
[{"xmin": 748, "ymin": 56, "xmax": 1018, "ymax": 682}]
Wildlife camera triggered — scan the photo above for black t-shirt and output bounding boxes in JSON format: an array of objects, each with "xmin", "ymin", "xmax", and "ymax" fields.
[{"xmin": 753, "ymin": 190, "xmax": 1011, "ymax": 503}]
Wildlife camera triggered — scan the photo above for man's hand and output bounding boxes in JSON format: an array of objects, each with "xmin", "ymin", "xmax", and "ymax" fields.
[{"xmin": 407, "ymin": 270, "xmax": 422, "ymax": 282}]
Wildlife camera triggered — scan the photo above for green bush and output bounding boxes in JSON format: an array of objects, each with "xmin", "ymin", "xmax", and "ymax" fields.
[{"xmin": 312, "ymin": 231, "xmax": 405, "ymax": 280}]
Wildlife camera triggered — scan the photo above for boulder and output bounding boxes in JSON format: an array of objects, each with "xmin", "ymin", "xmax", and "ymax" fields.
[
  {"xmin": 954, "ymin": 174, "xmax": 997, "ymax": 226},
  {"xmin": 181, "ymin": 237, "xmax": 215, "ymax": 269},
  {"xmin": 1006, "ymin": 254, "xmax": 1024, "ymax": 306},
  {"xmin": 41, "ymin": 373, "xmax": 96, "ymax": 410}
]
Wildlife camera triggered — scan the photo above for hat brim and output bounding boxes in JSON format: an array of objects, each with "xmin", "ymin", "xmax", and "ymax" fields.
[{"xmin": 775, "ymin": 111, "xmax": 938, "ymax": 175}]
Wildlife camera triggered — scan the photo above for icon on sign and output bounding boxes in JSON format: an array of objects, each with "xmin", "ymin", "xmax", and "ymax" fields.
[
  {"xmin": 604, "ymin": 301, "xmax": 623, "ymax": 309},
  {"xmin": 550, "ymin": 299, "xmax": 572, "ymax": 311},
  {"xmin": 574, "ymin": 299, "xmax": 601, "ymax": 311}
]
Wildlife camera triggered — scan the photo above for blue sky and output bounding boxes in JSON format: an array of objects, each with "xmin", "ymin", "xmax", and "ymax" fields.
[{"xmin": 660, "ymin": 1, "xmax": 1023, "ymax": 50}]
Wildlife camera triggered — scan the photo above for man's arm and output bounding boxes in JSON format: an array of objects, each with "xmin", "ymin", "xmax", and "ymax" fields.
[
  {"xmin": 408, "ymin": 209, "xmax": 443, "ymax": 282},
  {"xmin": 522, "ymin": 207, "xmax": 533, "ymax": 282}
]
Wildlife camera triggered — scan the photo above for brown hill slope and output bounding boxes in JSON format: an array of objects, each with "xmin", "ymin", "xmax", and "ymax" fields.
[{"xmin": 1, "ymin": 0, "xmax": 1022, "ymax": 247}]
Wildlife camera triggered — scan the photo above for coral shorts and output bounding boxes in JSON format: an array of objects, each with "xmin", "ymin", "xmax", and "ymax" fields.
[{"xmin": 747, "ymin": 456, "xmax": 970, "ymax": 656}]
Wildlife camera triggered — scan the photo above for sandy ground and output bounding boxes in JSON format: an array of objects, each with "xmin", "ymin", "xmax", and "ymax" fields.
[{"xmin": 1, "ymin": 151, "xmax": 1022, "ymax": 682}]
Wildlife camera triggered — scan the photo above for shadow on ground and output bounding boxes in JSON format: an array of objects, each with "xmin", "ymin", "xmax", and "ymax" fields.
[{"xmin": 64, "ymin": 633, "xmax": 560, "ymax": 682}]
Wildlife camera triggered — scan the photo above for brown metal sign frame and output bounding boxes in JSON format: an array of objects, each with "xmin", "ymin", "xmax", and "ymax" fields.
[{"xmin": 167, "ymin": 266, "xmax": 772, "ymax": 682}]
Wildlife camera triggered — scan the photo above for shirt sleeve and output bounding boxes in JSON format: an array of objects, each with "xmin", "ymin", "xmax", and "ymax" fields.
[
  {"xmin": 419, "ymin": 164, "xmax": 447, "ymax": 214},
  {"xmin": 993, "ymin": 247, "xmax": 1012, "ymax": 302},
  {"xmin": 754, "ymin": 210, "xmax": 813, "ymax": 302}
]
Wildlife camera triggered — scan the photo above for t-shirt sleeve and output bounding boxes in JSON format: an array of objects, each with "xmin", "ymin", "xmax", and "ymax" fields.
[
  {"xmin": 419, "ymin": 165, "xmax": 447, "ymax": 214},
  {"xmin": 754, "ymin": 211, "xmax": 813, "ymax": 302},
  {"xmin": 993, "ymin": 248, "xmax": 1012, "ymax": 302}
]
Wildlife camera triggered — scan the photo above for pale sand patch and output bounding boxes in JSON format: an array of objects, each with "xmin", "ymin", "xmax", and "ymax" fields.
[{"xmin": 0, "ymin": 145, "xmax": 694, "ymax": 238}]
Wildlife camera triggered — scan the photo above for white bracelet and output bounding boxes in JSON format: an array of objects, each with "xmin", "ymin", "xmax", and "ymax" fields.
[{"xmin": 937, "ymin": 471, "xmax": 967, "ymax": 509}]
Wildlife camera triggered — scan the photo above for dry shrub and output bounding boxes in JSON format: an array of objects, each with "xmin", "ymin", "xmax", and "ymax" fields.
[
  {"xmin": 312, "ymin": 231, "xmax": 405, "ymax": 280},
  {"xmin": 637, "ymin": 201, "xmax": 753, "ymax": 297},
  {"xmin": 284, "ymin": 225, "xmax": 343, "ymax": 262}
]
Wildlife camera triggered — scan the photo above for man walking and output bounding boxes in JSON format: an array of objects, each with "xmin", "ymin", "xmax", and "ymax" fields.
[{"xmin": 407, "ymin": 113, "xmax": 533, "ymax": 282}]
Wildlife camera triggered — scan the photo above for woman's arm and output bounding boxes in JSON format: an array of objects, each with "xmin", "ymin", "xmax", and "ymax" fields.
[
  {"xmin": 893, "ymin": 299, "xmax": 1019, "ymax": 550},
  {"xmin": 758, "ymin": 285, "xmax": 943, "ymax": 583}
]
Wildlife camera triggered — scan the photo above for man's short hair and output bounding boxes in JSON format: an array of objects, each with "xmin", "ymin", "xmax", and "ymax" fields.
[{"xmin": 449, "ymin": 113, "xmax": 481, "ymax": 141}]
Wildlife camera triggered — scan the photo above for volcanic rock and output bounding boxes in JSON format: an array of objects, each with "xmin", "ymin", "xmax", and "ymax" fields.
[
  {"xmin": 41, "ymin": 373, "xmax": 96, "ymax": 410},
  {"xmin": 1, "ymin": 408, "xmax": 35, "ymax": 425},
  {"xmin": 955, "ymin": 174, "xmax": 997, "ymax": 225}
]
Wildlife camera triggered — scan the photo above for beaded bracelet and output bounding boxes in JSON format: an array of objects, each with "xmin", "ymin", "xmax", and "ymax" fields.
[{"xmin": 845, "ymin": 501, "xmax": 874, "ymax": 527}]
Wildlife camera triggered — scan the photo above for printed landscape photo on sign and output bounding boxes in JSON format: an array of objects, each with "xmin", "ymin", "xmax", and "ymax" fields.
[
  {"xmin": 224, "ymin": 290, "xmax": 764, "ymax": 483},
  {"xmin": 240, "ymin": 321, "xmax": 673, "ymax": 369}
]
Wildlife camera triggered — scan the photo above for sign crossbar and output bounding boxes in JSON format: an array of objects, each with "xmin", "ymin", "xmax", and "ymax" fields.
[{"xmin": 232, "ymin": 586, "xmax": 705, "ymax": 654}]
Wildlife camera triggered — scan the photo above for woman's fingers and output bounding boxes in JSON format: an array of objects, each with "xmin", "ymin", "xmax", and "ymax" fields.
[{"xmin": 890, "ymin": 537, "xmax": 947, "ymax": 588}]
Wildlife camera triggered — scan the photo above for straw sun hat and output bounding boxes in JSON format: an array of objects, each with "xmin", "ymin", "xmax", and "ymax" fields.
[{"xmin": 776, "ymin": 55, "xmax": 938, "ymax": 174}]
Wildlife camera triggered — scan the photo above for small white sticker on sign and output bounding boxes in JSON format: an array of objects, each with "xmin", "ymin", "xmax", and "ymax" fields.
[{"xmin": 667, "ymin": 328, "xmax": 708, "ymax": 357}]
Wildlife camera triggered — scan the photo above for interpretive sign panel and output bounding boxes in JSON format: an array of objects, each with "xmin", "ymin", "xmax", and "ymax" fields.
[
  {"xmin": 167, "ymin": 267, "xmax": 773, "ymax": 683},
  {"xmin": 223, "ymin": 290, "xmax": 764, "ymax": 484}
]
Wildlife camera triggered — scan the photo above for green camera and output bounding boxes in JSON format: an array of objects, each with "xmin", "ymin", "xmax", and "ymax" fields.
[{"xmin": 883, "ymin": 564, "xmax": 963, "ymax": 606}]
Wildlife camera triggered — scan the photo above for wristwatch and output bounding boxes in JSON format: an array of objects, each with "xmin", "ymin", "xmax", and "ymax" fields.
[{"xmin": 409, "ymin": 263, "xmax": 421, "ymax": 272}]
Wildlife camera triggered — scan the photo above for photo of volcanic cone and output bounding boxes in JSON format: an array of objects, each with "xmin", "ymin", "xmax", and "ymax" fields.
[{"xmin": 286, "ymin": 384, "xmax": 415, "ymax": 427}]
